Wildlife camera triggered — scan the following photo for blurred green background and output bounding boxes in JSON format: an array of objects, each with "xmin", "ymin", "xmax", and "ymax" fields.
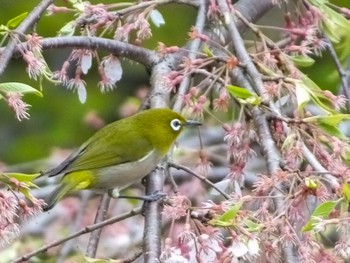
[{"xmin": 0, "ymin": 0, "xmax": 195, "ymax": 165}]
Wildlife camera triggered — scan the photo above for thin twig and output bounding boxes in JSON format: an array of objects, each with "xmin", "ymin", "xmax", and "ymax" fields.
[
  {"xmin": 58, "ymin": 191, "xmax": 91, "ymax": 263},
  {"xmin": 168, "ymin": 161, "xmax": 230, "ymax": 200},
  {"xmin": 122, "ymin": 250, "xmax": 143, "ymax": 263},
  {"xmin": 13, "ymin": 207, "xmax": 142, "ymax": 263},
  {"xmin": 86, "ymin": 194, "xmax": 111, "ymax": 258},
  {"xmin": 325, "ymin": 37, "xmax": 350, "ymax": 111},
  {"xmin": 173, "ymin": 0, "xmax": 207, "ymax": 112}
]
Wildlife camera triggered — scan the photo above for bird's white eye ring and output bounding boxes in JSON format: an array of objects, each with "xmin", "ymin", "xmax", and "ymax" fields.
[{"xmin": 170, "ymin": 119, "xmax": 182, "ymax": 131}]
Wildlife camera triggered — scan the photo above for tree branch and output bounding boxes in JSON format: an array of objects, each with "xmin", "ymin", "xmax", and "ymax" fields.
[
  {"xmin": 168, "ymin": 161, "xmax": 230, "ymax": 199},
  {"xmin": 140, "ymin": 52, "xmax": 180, "ymax": 261},
  {"xmin": 234, "ymin": 0, "xmax": 275, "ymax": 28},
  {"xmin": 217, "ymin": 0, "xmax": 298, "ymax": 261},
  {"xmin": 13, "ymin": 207, "xmax": 142, "ymax": 263},
  {"xmin": 173, "ymin": 0, "xmax": 207, "ymax": 112},
  {"xmin": 86, "ymin": 194, "xmax": 111, "ymax": 258},
  {"xmin": 0, "ymin": 0, "xmax": 54, "ymax": 76},
  {"xmin": 39, "ymin": 36, "xmax": 159, "ymax": 68}
]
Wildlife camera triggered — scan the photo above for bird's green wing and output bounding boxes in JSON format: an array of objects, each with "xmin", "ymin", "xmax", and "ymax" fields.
[
  {"xmin": 45, "ymin": 122, "xmax": 154, "ymax": 176},
  {"xmin": 67, "ymin": 134, "xmax": 153, "ymax": 173}
]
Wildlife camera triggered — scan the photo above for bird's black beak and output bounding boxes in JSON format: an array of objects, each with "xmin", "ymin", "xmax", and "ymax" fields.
[{"xmin": 184, "ymin": 120, "xmax": 202, "ymax": 127}]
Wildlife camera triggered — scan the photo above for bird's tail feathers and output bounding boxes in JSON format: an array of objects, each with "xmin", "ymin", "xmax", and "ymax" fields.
[{"xmin": 43, "ymin": 182, "xmax": 75, "ymax": 211}]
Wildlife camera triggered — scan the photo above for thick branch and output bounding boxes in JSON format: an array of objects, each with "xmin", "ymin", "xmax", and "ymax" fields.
[
  {"xmin": 39, "ymin": 37, "xmax": 159, "ymax": 68},
  {"xmin": 142, "ymin": 167, "xmax": 166, "ymax": 263},
  {"xmin": 142, "ymin": 51, "xmax": 176, "ymax": 262}
]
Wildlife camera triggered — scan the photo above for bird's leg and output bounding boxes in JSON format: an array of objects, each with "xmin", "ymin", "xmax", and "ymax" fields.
[{"xmin": 107, "ymin": 188, "xmax": 166, "ymax": 202}]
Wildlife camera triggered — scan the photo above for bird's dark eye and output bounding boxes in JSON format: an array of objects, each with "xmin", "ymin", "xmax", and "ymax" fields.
[{"xmin": 170, "ymin": 119, "xmax": 182, "ymax": 131}]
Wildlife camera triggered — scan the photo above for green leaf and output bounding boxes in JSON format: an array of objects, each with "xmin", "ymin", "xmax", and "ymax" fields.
[
  {"xmin": 289, "ymin": 55, "xmax": 315, "ymax": 67},
  {"xmin": 300, "ymin": 75, "xmax": 337, "ymax": 114},
  {"xmin": 318, "ymin": 122, "xmax": 347, "ymax": 140},
  {"xmin": 303, "ymin": 114, "xmax": 350, "ymax": 127},
  {"xmin": 303, "ymin": 114, "xmax": 350, "ymax": 140},
  {"xmin": 243, "ymin": 219, "xmax": 262, "ymax": 232},
  {"xmin": 342, "ymin": 183, "xmax": 350, "ymax": 201},
  {"xmin": 0, "ymin": 24, "xmax": 9, "ymax": 34},
  {"xmin": 302, "ymin": 114, "xmax": 350, "ymax": 139},
  {"xmin": 0, "ymin": 82, "xmax": 42, "ymax": 97},
  {"xmin": 226, "ymin": 85, "xmax": 261, "ymax": 105},
  {"xmin": 0, "ymin": 173, "xmax": 40, "ymax": 188},
  {"xmin": 0, "ymin": 173, "xmax": 41, "ymax": 201},
  {"xmin": 305, "ymin": 178, "xmax": 318, "ymax": 190},
  {"xmin": 209, "ymin": 200, "xmax": 243, "ymax": 227},
  {"xmin": 227, "ymin": 85, "xmax": 254, "ymax": 99},
  {"xmin": 302, "ymin": 200, "xmax": 338, "ymax": 232},
  {"xmin": 246, "ymin": 96, "xmax": 262, "ymax": 106},
  {"xmin": 203, "ymin": 44, "xmax": 214, "ymax": 57},
  {"xmin": 6, "ymin": 12, "xmax": 28, "ymax": 28}
]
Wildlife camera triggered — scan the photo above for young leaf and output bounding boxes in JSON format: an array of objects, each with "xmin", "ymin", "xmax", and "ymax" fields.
[
  {"xmin": 318, "ymin": 122, "xmax": 347, "ymax": 140},
  {"xmin": 209, "ymin": 200, "xmax": 243, "ymax": 227},
  {"xmin": 2, "ymin": 173, "xmax": 40, "ymax": 184},
  {"xmin": 227, "ymin": 85, "xmax": 254, "ymax": 99},
  {"xmin": 243, "ymin": 219, "xmax": 262, "ymax": 232},
  {"xmin": 203, "ymin": 44, "xmax": 214, "ymax": 57},
  {"xmin": 300, "ymin": 74, "xmax": 338, "ymax": 114},
  {"xmin": 289, "ymin": 55, "xmax": 315, "ymax": 67},
  {"xmin": 226, "ymin": 85, "xmax": 261, "ymax": 105},
  {"xmin": 302, "ymin": 200, "xmax": 338, "ymax": 232},
  {"xmin": 303, "ymin": 114, "xmax": 350, "ymax": 127},
  {"xmin": 305, "ymin": 178, "xmax": 318, "ymax": 190},
  {"xmin": 6, "ymin": 12, "xmax": 28, "ymax": 28},
  {"xmin": 0, "ymin": 82, "xmax": 42, "ymax": 97}
]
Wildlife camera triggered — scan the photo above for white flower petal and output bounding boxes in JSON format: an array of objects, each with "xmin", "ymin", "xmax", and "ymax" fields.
[
  {"xmin": 247, "ymin": 238, "xmax": 260, "ymax": 255},
  {"xmin": 77, "ymin": 85, "xmax": 87, "ymax": 104},
  {"xmin": 150, "ymin": 9, "xmax": 165, "ymax": 27},
  {"xmin": 229, "ymin": 241, "xmax": 248, "ymax": 258},
  {"xmin": 103, "ymin": 56, "xmax": 122, "ymax": 83},
  {"xmin": 210, "ymin": 179, "xmax": 230, "ymax": 196},
  {"xmin": 81, "ymin": 52, "xmax": 92, "ymax": 74}
]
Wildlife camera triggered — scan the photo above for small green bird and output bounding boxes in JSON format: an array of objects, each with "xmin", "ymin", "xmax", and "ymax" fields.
[{"xmin": 42, "ymin": 108, "xmax": 200, "ymax": 211}]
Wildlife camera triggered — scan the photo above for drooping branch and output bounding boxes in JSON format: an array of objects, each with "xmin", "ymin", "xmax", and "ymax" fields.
[
  {"xmin": 217, "ymin": 0, "xmax": 298, "ymax": 262},
  {"xmin": 34, "ymin": 36, "xmax": 157, "ymax": 68},
  {"xmin": 173, "ymin": 0, "xmax": 207, "ymax": 112}
]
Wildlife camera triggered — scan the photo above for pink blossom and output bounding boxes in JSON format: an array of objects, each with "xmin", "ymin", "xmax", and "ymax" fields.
[
  {"xmin": 6, "ymin": 92, "xmax": 31, "ymax": 121},
  {"xmin": 22, "ymin": 51, "xmax": 46, "ymax": 80}
]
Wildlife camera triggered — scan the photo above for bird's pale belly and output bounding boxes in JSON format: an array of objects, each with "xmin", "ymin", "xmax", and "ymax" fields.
[{"xmin": 92, "ymin": 150, "xmax": 161, "ymax": 192}]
